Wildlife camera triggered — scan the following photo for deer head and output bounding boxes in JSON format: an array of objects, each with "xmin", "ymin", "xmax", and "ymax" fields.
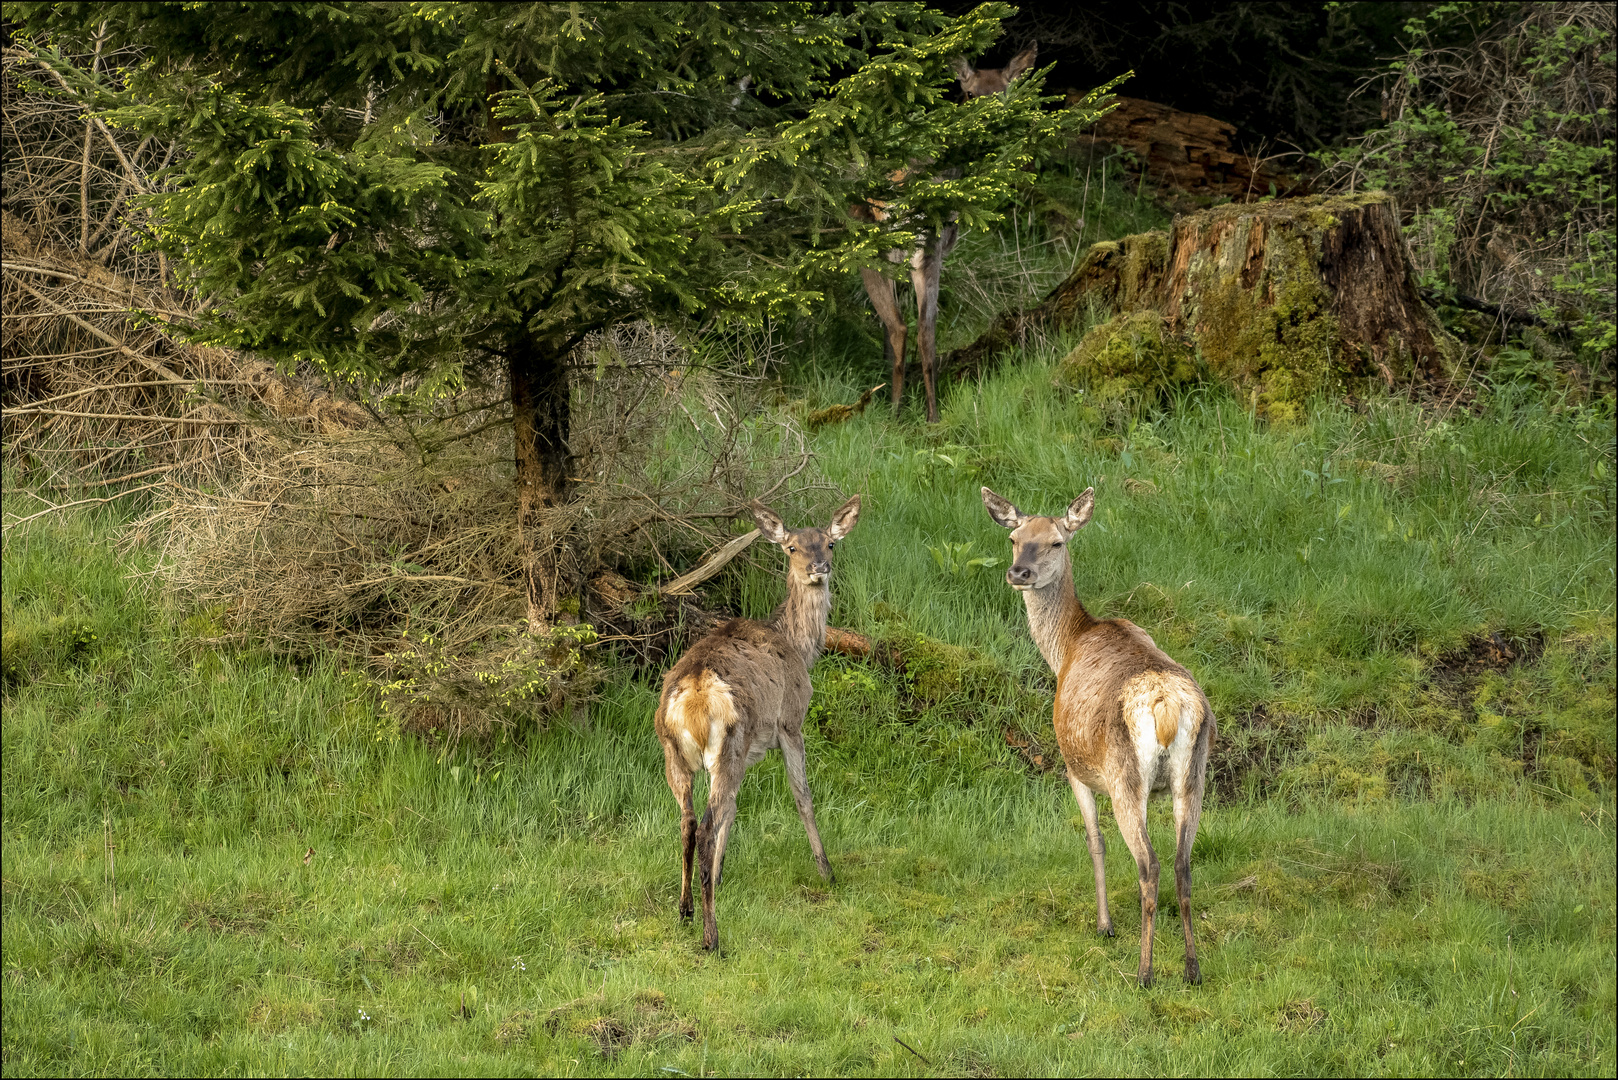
[
  {"xmin": 981, "ymin": 486, "xmax": 1093, "ymax": 591},
  {"xmin": 751, "ymin": 495, "xmax": 861, "ymax": 588},
  {"xmin": 950, "ymin": 41, "xmax": 1038, "ymax": 99}
]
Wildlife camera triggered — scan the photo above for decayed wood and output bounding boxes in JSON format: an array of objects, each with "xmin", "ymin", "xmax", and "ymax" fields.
[
  {"xmin": 658, "ymin": 529, "xmax": 760, "ymax": 597},
  {"xmin": 945, "ymin": 193, "xmax": 1456, "ymax": 399},
  {"xmin": 1162, "ymin": 192, "xmax": 1453, "ymax": 387},
  {"xmin": 1077, "ymin": 96, "xmax": 1307, "ymax": 200}
]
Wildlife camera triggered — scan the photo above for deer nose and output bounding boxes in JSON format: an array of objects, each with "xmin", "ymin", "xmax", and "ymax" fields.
[
  {"xmin": 810, "ymin": 560, "xmax": 830, "ymax": 577},
  {"xmin": 1007, "ymin": 564, "xmax": 1034, "ymax": 586}
]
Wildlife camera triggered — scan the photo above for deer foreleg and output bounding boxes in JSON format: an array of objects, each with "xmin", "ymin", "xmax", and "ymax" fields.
[
  {"xmin": 910, "ymin": 224, "xmax": 956, "ymax": 424},
  {"xmin": 782, "ymin": 730, "xmax": 834, "ymax": 883},
  {"xmin": 1068, "ymin": 775, "xmax": 1114, "ymax": 937},
  {"xmin": 859, "ymin": 266, "xmax": 908, "ymax": 414},
  {"xmin": 1114, "ymin": 791, "xmax": 1159, "ymax": 988}
]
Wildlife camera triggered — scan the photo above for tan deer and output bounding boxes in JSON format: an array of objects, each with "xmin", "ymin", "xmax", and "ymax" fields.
[
  {"xmin": 951, "ymin": 40, "xmax": 1039, "ymax": 98},
  {"xmin": 654, "ymin": 495, "xmax": 861, "ymax": 951},
  {"xmin": 852, "ymin": 42, "xmax": 1038, "ymax": 422},
  {"xmin": 981, "ymin": 485, "xmax": 1214, "ymax": 987}
]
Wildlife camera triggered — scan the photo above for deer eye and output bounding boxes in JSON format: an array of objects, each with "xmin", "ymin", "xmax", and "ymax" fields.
[
  {"xmin": 828, "ymin": 541, "xmax": 836, "ymax": 549},
  {"xmin": 788, "ymin": 546, "xmax": 796, "ymax": 553},
  {"xmin": 1052, "ymin": 541, "xmax": 1064, "ymax": 547}
]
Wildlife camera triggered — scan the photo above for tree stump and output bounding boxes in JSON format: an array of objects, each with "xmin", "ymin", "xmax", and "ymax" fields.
[
  {"xmin": 946, "ymin": 193, "xmax": 1458, "ymax": 417},
  {"xmin": 1163, "ymin": 192, "xmax": 1456, "ymax": 418}
]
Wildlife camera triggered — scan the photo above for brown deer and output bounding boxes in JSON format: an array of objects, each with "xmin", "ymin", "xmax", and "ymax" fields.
[
  {"xmin": 654, "ymin": 495, "xmax": 861, "ymax": 951},
  {"xmin": 981, "ymin": 485, "xmax": 1214, "ymax": 987},
  {"xmin": 852, "ymin": 42, "xmax": 1038, "ymax": 423},
  {"xmin": 951, "ymin": 41, "xmax": 1039, "ymax": 98}
]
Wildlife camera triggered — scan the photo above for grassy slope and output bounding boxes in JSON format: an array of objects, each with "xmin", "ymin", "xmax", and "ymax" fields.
[
  {"xmin": 4, "ymin": 385, "xmax": 1614, "ymax": 1076},
  {"xmin": 4, "ymin": 159, "xmax": 1615, "ymax": 1075}
]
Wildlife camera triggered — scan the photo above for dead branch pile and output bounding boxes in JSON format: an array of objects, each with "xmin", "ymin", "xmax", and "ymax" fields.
[
  {"xmin": 141, "ymin": 323, "xmax": 819, "ymax": 737},
  {"xmin": 2, "ymin": 44, "xmax": 364, "ymax": 519}
]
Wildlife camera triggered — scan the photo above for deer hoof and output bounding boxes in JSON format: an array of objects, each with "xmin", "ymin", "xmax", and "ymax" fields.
[
  {"xmin": 1099, "ymin": 923, "xmax": 1115, "ymax": 938},
  {"xmin": 679, "ymin": 905, "xmax": 693, "ymax": 922},
  {"xmin": 1184, "ymin": 959, "xmax": 1202, "ymax": 985},
  {"xmin": 1137, "ymin": 969, "xmax": 1154, "ymax": 990}
]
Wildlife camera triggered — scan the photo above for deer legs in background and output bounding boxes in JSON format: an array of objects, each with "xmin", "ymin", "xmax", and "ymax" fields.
[{"xmin": 858, "ymin": 222, "xmax": 959, "ymax": 422}]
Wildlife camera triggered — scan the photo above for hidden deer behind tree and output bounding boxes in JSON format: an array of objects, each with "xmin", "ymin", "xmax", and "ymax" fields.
[
  {"xmin": 852, "ymin": 41, "xmax": 1039, "ymax": 422},
  {"xmin": 654, "ymin": 496, "xmax": 861, "ymax": 951},
  {"xmin": 982, "ymin": 485, "xmax": 1214, "ymax": 987}
]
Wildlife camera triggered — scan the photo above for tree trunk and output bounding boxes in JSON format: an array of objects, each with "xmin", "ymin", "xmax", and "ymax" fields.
[{"xmin": 509, "ymin": 334, "xmax": 573, "ymax": 631}]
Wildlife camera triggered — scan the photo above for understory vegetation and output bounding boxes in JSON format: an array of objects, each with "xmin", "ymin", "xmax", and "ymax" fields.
[{"xmin": 4, "ymin": 352, "xmax": 1613, "ymax": 1073}]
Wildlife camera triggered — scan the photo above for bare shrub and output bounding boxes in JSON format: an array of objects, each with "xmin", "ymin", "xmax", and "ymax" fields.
[
  {"xmin": 2, "ymin": 43, "xmax": 362, "ymax": 518},
  {"xmin": 145, "ymin": 323, "xmax": 820, "ymax": 738}
]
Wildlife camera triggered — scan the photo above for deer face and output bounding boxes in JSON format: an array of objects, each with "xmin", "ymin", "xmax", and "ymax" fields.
[
  {"xmin": 950, "ymin": 41, "xmax": 1038, "ymax": 99},
  {"xmin": 752, "ymin": 495, "xmax": 862, "ymax": 588},
  {"xmin": 981, "ymin": 486, "xmax": 1093, "ymax": 591}
]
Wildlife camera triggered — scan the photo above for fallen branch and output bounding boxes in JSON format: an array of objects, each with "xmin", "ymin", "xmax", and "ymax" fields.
[
  {"xmin": 658, "ymin": 529, "xmax": 760, "ymax": 596},
  {"xmin": 1, "ymin": 482, "xmax": 166, "ymax": 531}
]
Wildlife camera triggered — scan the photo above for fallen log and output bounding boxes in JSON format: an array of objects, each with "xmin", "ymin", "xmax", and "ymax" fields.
[{"xmin": 1075, "ymin": 96, "xmax": 1308, "ymax": 201}]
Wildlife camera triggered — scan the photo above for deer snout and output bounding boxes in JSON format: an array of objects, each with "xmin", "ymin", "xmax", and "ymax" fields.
[
  {"xmin": 806, "ymin": 559, "xmax": 830, "ymax": 584},
  {"xmin": 1007, "ymin": 564, "xmax": 1035, "ymax": 588}
]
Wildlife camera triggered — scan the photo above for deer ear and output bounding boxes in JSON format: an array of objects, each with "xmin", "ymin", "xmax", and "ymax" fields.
[
  {"xmin": 751, "ymin": 502, "xmax": 789, "ymax": 544},
  {"xmin": 1008, "ymin": 41, "xmax": 1038, "ymax": 80},
  {"xmin": 1062, "ymin": 488, "xmax": 1095, "ymax": 533},
  {"xmin": 981, "ymin": 487, "xmax": 1026, "ymax": 530},
  {"xmin": 827, "ymin": 494, "xmax": 861, "ymax": 541},
  {"xmin": 949, "ymin": 55, "xmax": 973, "ymax": 82}
]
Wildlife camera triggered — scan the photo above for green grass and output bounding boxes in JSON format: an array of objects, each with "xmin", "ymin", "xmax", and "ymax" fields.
[
  {"xmin": 4, "ymin": 370, "xmax": 1614, "ymax": 1074},
  {"xmin": 4, "ymin": 157, "xmax": 1615, "ymax": 1074}
]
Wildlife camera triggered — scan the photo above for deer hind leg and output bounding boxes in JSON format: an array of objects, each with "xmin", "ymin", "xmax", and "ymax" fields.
[
  {"xmin": 910, "ymin": 241, "xmax": 942, "ymax": 424},
  {"xmin": 696, "ymin": 759, "xmax": 744, "ymax": 952},
  {"xmin": 859, "ymin": 266, "xmax": 908, "ymax": 414},
  {"xmin": 1068, "ymin": 774, "xmax": 1114, "ymax": 937},
  {"xmin": 781, "ymin": 730, "xmax": 834, "ymax": 883},
  {"xmin": 1171, "ymin": 721, "xmax": 1211, "ymax": 985},
  {"xmin": 1113, "ymin": 787, "xmax": 1160, "ymax": 988},
  {"xmin": 662, "ymin": 743, "xmax": 698, "ymax": 922}
]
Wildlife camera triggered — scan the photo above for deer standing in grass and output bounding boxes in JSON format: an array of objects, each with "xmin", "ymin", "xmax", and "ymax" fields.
[
  {"xmin": 654, "ymin": 496, "xmax": 861, "ymax": 951},
  {"xmin": 853, "ymin": 42, "xmax": 1038, "ymax": 421},
  {"xmin": 982, "ymin": 486, "xmax": 1213, "ymax": 987}
]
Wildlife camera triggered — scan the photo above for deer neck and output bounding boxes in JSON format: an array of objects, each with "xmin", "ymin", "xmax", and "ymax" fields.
[
  {"xmin": 1021, "ymin": 562, "xmax": 1095, "ymax": 674},
  {"xmin": 771, "ymin": 577, "xmax": 831, "ymax": 670}
]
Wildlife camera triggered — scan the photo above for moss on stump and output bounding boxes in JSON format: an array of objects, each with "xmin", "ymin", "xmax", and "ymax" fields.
[
  {"xmin": 947, "ymin": 193, "xmax": 1460, "ymax": 419},
  {"xmin": 1060, "ymin": 310, "xmax": 1198, "ymax": 407},
  {"xmin": 1164, "ymin": 192, "xmax": 1458, "ymax": 420}
]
